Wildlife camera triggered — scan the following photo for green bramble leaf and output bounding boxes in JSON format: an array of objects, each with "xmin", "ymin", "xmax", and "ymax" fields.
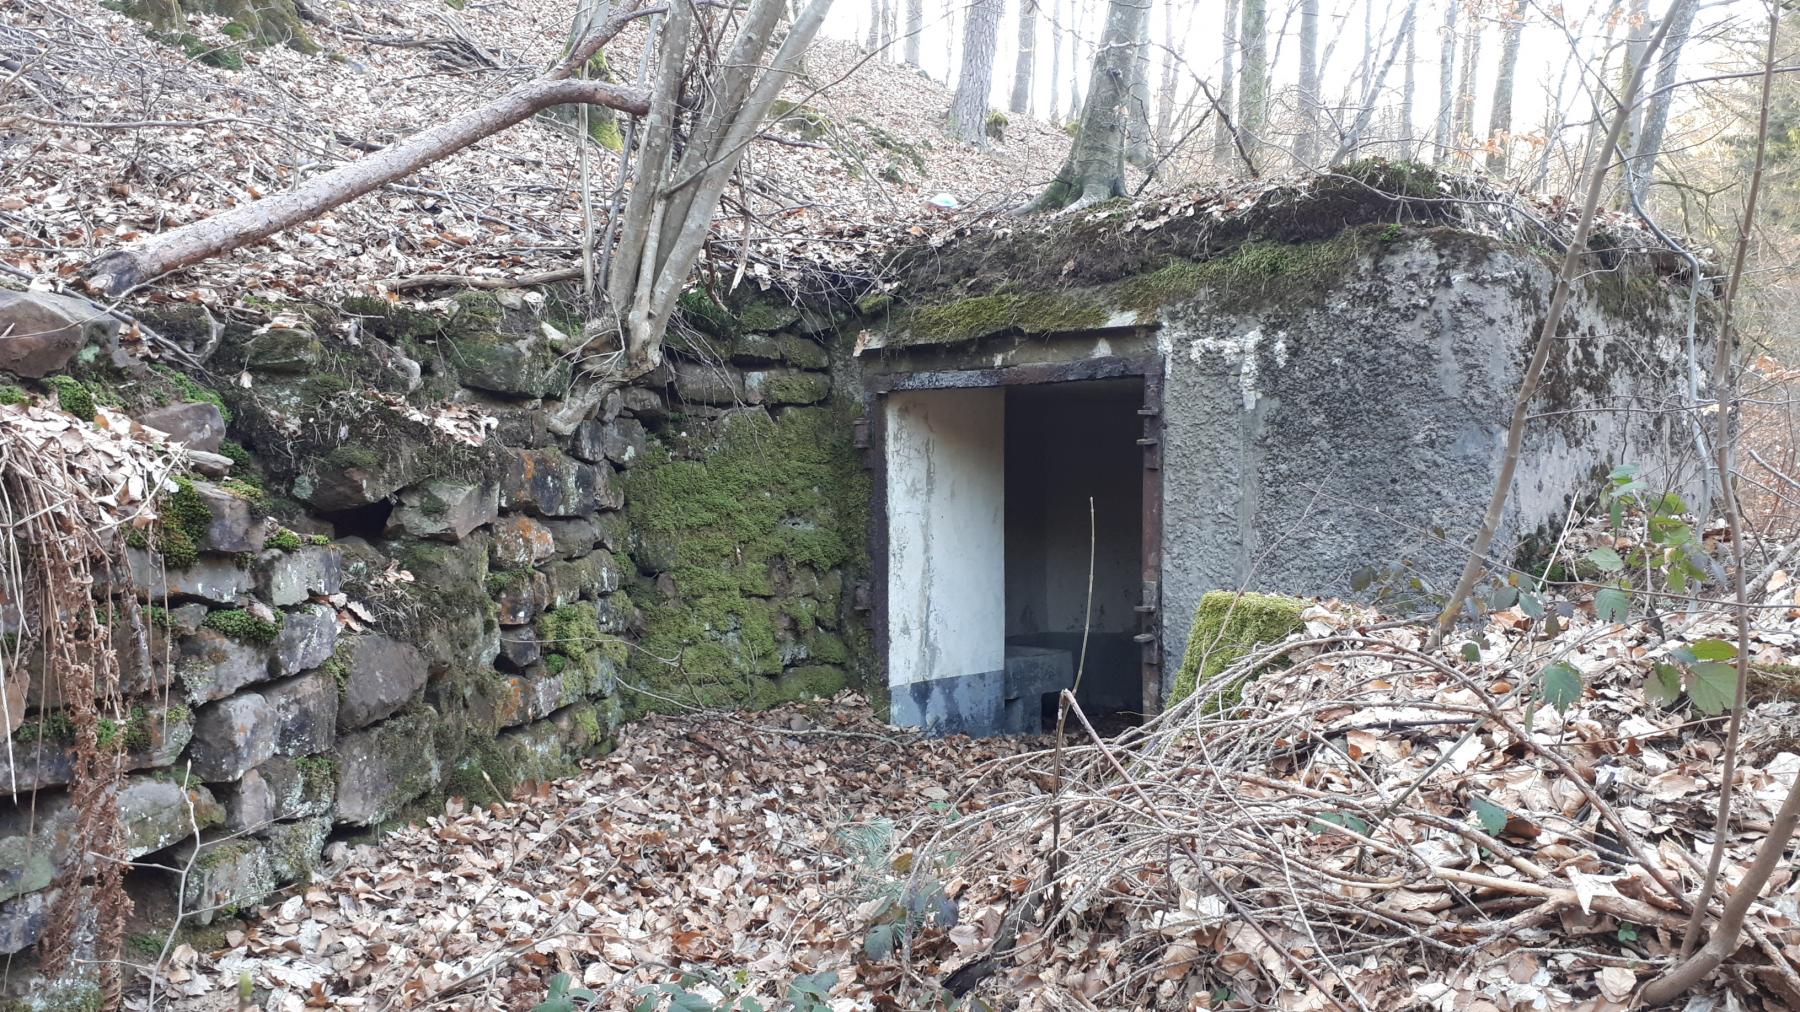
[
  {"xmin": 1646, "ymin": 663, "xmax": 1683, "ymax": 705},
  {"xmin": 1588, "ymin": 547, "xmax": 1625, "ymax": 573},
  {"xmin": 1689, "ymin": 639, "xmax": 1737, "ymax": 662},
  {"xmin": 1471, "ymin": 797, "xmax": 1509, "ymax": 836},
  {"xmin": 1687, "ymin": 661, "xmax": 1738, "ymax": 716},
  {"xmin": 1594, "ymin": 586, "xmax": 1630, "ymax": 623},
  {"xmin": 1539, "ymin": 663, "xmax": 1583, "ymax": 714}
]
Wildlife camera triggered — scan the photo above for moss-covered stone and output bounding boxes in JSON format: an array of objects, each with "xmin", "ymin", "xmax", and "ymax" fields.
[
  {"xmin": 758, "ymin": 371, "xmax": 831, "ymax": 405},
  {"xmin": 202, "ymin": 608, "xmax": 283, "ymax": 644},
  {"xmin": 122, "ymin": 0, "xmax": 316, "ymax": 52},
  {"xmin": 1169, "ymin": 591, "xmax": 1306, "ymax": 706},
  {"xmin": 768, "ymin": 100, "xmax": 831, "ymax": 141}
]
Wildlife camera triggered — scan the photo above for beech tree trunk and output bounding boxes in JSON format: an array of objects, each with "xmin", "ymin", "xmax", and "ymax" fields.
[
  {"xmin": 1399, "ymin": 10, "xmax": 1416, "ymax": 161},
  {"xmin": 1237, "ymin": 0, "xmax": 1267, "ymax": 151},
  {"xmin": 905, "ymin": 0, "xmax": 922, "ymax": 66},
  {"xmin": 1011, "ymin": 0, "xmax": 1037, "ymax": 114},
  {"xmin": 85, "ymin": 75, "xmax": 648, "ymax": 297},
  {"xmin": 1069, "ymin": 0, "xmax": 1087, "ymax": 120},
  {"xmin": 1124, "ymin": 1, "xmax": 1154, "ymax": 166},
  {"xmin": 1295, "ymin": 0, "xmax": 1320, "ymax": 166},
  {"xmin": 1619, "ymin": 0, "xmax": 1650, "ymax": 168},
  {"xmin": 1023, "ymin": 0, "xmax": 1149, "ymax": 211},
  {"xmin": 951, "ymin": 0, "xmax": 1003, "ymax": 143},
  {"xmin": 1628, "ymin": 0, "xmax": 1699, "ymax": 204},
  {"xmin": 1213, "ymin": 0, "xmax": 1238, "ymax": 164},
  {"xmin": 1050, "ymin": 0, "xmax": 1063, "ymax": 122},
  {"xmin": 1452, "ymin": 16, "xmax": 1480, "ymax": 163},
  {"xmin": 1485, "ymin": 3, "xmax": 1523, "ymax": 175},
  {"xmin": 1433, "ymin": 0, "xmax": 1456, "ymax": 162},
  {"xmin": 1154, "ymin": 0, "xmax": 1180, "ymax": 143}
]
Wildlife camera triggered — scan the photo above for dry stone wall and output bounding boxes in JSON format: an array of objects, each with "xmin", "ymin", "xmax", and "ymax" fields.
[{"xmin": 0, "ymin": 285, "xmax": 869, "ymax": 996}]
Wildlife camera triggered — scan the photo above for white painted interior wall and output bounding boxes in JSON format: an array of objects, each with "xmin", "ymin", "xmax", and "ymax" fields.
[{"xmin": 885, "ymin": 388, "xmax": 1006, "ymax": 689}]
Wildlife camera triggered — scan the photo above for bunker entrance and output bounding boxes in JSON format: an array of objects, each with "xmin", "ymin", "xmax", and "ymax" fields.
[{"xmin": 881, "ymin": 368, "xmax": 1161, "ymax": 736}]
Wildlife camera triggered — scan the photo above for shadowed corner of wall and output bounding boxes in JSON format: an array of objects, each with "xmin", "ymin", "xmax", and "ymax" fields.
[{"xmin": 1168, "ymin": 590, "xmax": 1307, "ymax": 708}]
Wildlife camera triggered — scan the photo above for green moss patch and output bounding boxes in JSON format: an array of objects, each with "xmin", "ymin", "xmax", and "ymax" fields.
[
  {"xmin": 899, "ymin": 293, "xmax": 1109, "ymax": 346},
  {"xmin": 1170, "ymin": 591, "xmax": 1307, "ymax": 706},
  {"xmin": 625, "ymin": 406, "xmax": 869, "ymax": 712},
  {"xmin": 1119, "ymin": 231, "xmax": 1377, "ymax": 315},
  {"xmin": 202, "ymin": 608, "xmax": 283, "ymax": 644},
  {"xmin": 46, "ymin": 375, "xmax": 96, "ymax": 420}
]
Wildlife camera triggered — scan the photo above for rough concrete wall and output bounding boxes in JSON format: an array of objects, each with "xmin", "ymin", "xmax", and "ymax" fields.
[
  {"xmin": 1157, "ymin": 232, "xmax": 1703, "ymax": 670},
  {"xmin": 0, "ymin": 286, "xmax": 867, "ymax": 991}
]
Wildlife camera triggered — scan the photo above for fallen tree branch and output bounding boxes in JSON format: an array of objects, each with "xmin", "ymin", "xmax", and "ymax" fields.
[{"xmin": 81, "ymin": 76, "xmax": 648, "ymax": 297}]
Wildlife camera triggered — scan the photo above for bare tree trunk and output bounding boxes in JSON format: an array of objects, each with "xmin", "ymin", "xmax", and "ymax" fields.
[
  {"xmin": 1023, "ymin": 0, "xmax": 1149, "ymax": 211},
  {"xmin": 86, "ymin": 75, "xmax": 649, "ymax": 297},
  {"xmin": 1398, "ymin": 10, "xmax": 1416, "ymax": 161},
  {"xmin": 1125, "ymin": 1, "xmax": 1154, "ymax": 166},
  {"xmin": 1485, "ymin": 2, "xmax": 1524, "ymax": 176},
  {"xmin": 1628, "ymin": 0, "xmax": 1698, "ymax": 204},
  {"xmin": 1295, "ymin": 0, "xmax": 1320, "ymax": 166},
  {"xmin": 1452, "ymin": 16, "xmax": 1480, "ymax": 163},
  {"xmin": 867, "ymin": 0, "xmax": 880, "ymax": 50},
  {"xmin": 905, "ymin": 0, "xmax": 922, "ymax": 66},
  {"xmin": 1619, "ymin": 0, "xmax": 1650, "ymax": 162},
  {"xmin": 946, "ymin": 0, "xmax": 958, "ymax": 75},
  {"xmin": 1050, "ymin": 0, "xmax": 1064, "ymax": 122},
  {"xmin": 1069, "ymin": 0, "xmax": 1087, "ymax": 120},
  {"xmin": 952, "ymin": 0, "xmax": 1004, "ymax": 143},
  {"xmin": 1154, "ymin": 0, "xmax": 1180, "ymax": 143},
  {"xmin": 1237, "ymin": 0, "xmax": 1266, "ymax": 151},
  {"xmin": 1212, "ymin": 0, "xmax": 1239, "ymax": 164},
  {"xmin": 1433, "ymin": 0, "xmax": 1456, "ymax": 162},
  {"xmin": 1331, "ymin": 0, "xmax": 1417, "ymax": 164},
  {"xmin": 1012, "ymin": 0, "xmax": 1037, "ymax": 115}
]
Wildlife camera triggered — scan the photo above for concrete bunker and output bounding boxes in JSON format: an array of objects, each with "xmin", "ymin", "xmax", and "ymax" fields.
[{"xmin": 860, "ymin": 206, "xmax": 1714, "ymax": 737}]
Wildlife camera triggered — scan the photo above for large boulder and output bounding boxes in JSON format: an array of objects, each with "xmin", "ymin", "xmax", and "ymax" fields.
[
  {"xmin": 390, "ymin": 479, "xmax": 499, "ymax": 542},
  {"xmin": 256, "ymin": 544, "xmax": 342, "ymax": 606},
  {"xmin": 500, "ymin": 448, "xmax": 610, "ymax": 518},
  {"xmin": 270, "ymin": 603, "xmax": 338, "ymax": 677},
  {"xmin": 261, "ymin": 670, "xmax": 337, "ymax": 757},
  {"xmin": 127, "ymin": 549, "xmax": 255, "ymax": 605},
  {"xmin": 0, "ymin": 290, "xmax": 116, "ymax": 378}
]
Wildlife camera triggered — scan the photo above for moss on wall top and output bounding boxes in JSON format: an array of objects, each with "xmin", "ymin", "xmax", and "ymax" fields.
[{"xmin": 857, "ymin": 160, "xmax": 1706, "ymax": 352}]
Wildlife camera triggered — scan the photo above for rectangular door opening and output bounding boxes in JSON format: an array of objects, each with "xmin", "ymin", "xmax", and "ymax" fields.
[{"xmin": 882, "ymin": 374, "xmax": 1155, "ymax": 736}]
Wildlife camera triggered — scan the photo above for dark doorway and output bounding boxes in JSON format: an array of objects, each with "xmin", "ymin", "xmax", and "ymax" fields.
[{"xmin": 1003, "ymin": 379, "xmax": 1144, "ymax": 729}]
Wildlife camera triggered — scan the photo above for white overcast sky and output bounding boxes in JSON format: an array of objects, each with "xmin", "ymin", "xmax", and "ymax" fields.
[{"xmin": 815, "ymin": 0, "xmax": 1767, "ymax": 156}]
